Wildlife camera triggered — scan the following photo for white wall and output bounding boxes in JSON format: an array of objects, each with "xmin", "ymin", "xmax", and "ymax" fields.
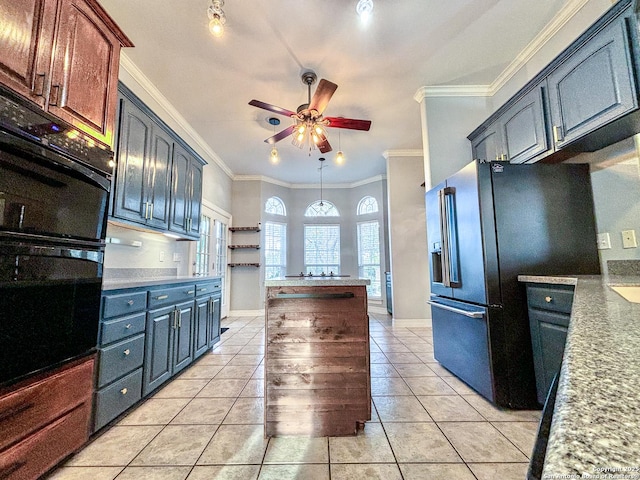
[{"xmin": 386, "ymin": 152, "xmax": 430, "ymax": 321}]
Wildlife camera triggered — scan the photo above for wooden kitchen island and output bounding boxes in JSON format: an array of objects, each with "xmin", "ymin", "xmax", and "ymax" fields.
[{"xmin": 264, "ymin": 278, "xmax": 371, "ymax": 437}]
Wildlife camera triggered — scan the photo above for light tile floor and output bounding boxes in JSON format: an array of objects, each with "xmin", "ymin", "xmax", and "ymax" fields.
[{"xmin": 47, "ymin": 313, "xmax": 541, "ymax": 480}]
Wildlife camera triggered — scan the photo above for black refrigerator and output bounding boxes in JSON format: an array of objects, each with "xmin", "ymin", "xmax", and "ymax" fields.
[{"xmin": 426, "ymin": 160, "xmax": 600, "ymax": 408}]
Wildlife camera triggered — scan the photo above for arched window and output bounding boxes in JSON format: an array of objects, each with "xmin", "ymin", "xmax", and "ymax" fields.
[
  {"xmin": 305, "ymin": 200, "xmax": 339, "ymax": 217},
  {"xmin": 357, "ymin": 196, "xmax": 378, "ymax": 215},
  {"xmin": 265, "ymin": 196, "xmax": 286, "ymax": 216}
]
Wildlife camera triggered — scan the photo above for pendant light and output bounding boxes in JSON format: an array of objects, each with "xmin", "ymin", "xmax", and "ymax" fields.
[
  {"xmin": 208, "ymin": 0, "xmax": 226, "ymax": 38},
  {"xmin": 268, "ymin": 117, "xmax": 280, "ymax": 164},
  {"xmin": 318, "ymin": 157, "xmax": 326, "ymax": 206},
  {"xmin": 335, "ymin": 129, "xmax": 345, "ymax": 165}
]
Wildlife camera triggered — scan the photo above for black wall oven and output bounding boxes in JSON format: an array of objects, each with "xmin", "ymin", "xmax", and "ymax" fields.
[{"xmin": 0, "ymin": 85, "xmax": 112, "ymax": 387}]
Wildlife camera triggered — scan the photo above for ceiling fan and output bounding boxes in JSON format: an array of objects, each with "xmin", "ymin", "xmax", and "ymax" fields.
[{"xmin": 249, "ymin": 71, "xmax": 372, "ymax": 154}]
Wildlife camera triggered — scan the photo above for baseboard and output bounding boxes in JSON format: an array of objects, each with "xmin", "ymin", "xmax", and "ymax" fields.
[
  {"xmin": 368, "ymin": 305, "xmax": 390, "ymax": 315},
  {"xmin": 228, "ymin": 309, "xmax": 264, "ymax": 317},
  {"xmin": 391, "ymin": 318, "xmax": 433, "ymax": 328}
]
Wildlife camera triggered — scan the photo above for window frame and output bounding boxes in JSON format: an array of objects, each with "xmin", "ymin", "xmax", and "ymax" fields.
[
  {"xmin": 304, "ymin": 223, "xmax": 341, "ymax": 275},
  {"xmin": 357, "ymin": 220, "xmax": 381, "ymax": 298},
  {"xmin": 264, "ymin": 220, "xmax": 287, "ymax": 280}
]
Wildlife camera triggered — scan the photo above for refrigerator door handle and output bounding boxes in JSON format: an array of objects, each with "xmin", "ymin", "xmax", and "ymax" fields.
[
  {"xmin": 427, "ymin": 300, "xmax": 484, "ymax": 319},
  {"xmin": 438, "ymin": 188, "xmax": 451, "ymax": 287}
]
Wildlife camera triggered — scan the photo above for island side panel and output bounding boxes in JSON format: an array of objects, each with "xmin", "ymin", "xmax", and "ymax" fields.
[{"xmin": 264, "ymin": 285, "xmax": 371, "ymax": 437}]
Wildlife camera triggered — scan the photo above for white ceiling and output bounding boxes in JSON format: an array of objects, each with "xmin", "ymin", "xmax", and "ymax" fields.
[{"xmin": 100, "ymin": 0, "xmax": 569, "ymax": 184}]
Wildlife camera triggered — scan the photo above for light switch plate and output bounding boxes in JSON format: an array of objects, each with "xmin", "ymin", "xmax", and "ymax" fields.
[
  {"xmin": 597, "ymin": 233, "xmax": 611, "ymax": 250},
  {"xmin": 622, "ymin": 230, "xmax": 638, "ymax": 249},
  {"xmin": 173, "ymin": 252, "xmax": 182, "ymax": 262}
]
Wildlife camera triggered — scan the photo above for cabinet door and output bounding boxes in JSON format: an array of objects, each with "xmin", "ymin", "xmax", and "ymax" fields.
[
  {"xmin": 188, "ymin": 160, "xmax": 203, "ymax": 236},
  {"xmin": 0, "ymin": 0, "xmax": 56, "ymax": 108},
  {"xmin": 501, "ymin": 86, "xmax": 549, "ymax": 164},
  {"xmin": 146, "ymin": 126, "xmax": 173, "ymax": 229},
  {"xmin": 547, "ymin": 15, "xmax": 637, "ymax": 148},
  {"xmin": 173, "ymin": 300, "xmax": 194, "ymax": 374},
  {"xmin": 194, "ymin": 297, "xmax": 210, "ymax": 359},
  {"xmin": 113, "ymin": 97, "xmax": 151, "ymax": 225},
  {"xmin": 48, "ymin": 0, "xmax": 122, "ymax": 147},
  {"xmin": 208, "ymin": 295, "xmax": 221, "ymax": 347},
  {"xmin": 143, "ymin": 306, "xmax": 174, "ymax": 396},
  {"xmin": 470, "ymin": 123, "xmax": 501, "ymax": 162},
  {"xmin": 169, "ymin": 144, "xmax": 190, "ymax": 236}
]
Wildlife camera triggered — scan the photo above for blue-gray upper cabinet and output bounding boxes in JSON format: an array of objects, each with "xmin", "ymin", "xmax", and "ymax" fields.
[
  {"xmin": 169, "ymin": 143, "xmax": 204, "ymax": 239},
  {"xmin": 470, "ymin": 122, "xmax": 501, "ymax": 163},
  {"xmin": 499, "ymin": 86, "xmax": 550, "ymax": 164},
  {"xmin": 547, "ymin": 12, "xmax": 637, "ymax": 149},
  {"xmin": 113, "ymin": 94, "xmax": 172, "ymax": 229},
  {"xmin": 471, "ymin": 86, "xmax": 549, "ymax": 164}
]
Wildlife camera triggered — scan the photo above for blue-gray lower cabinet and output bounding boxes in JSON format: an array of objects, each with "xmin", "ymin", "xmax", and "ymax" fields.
[
  {"xmin": 525, "ymin": 283, "xmax": 574, "ymax": 405},
  {"xmin": 143, "ymin": 304, "xmax": 175, "ymax": 396},
  {"xmin": 94, "ymin": 291, "xmax": 148, "ymax": 431}
]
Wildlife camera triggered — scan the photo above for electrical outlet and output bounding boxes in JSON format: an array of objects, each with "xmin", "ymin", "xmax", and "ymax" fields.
[
  {"xmin": 597, "ymin": 233, "xmax": 611, "ymax": 250},
  {"xmin": 622, "ymin": 230, "xmax": 638, "ymax": 249},
  {"xmin": 173, "ymin": 252, "xmax": 182, "ymax": 262},
  {"xmin": 159, "ymin": 250, "xmax": 165, "ymax": 262}
]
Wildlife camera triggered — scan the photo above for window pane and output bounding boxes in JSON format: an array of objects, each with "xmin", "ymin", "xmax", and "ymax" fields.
[
  {"xmin": 304, "ymin": 224, "xmax": 340, "ymax": 275},
  {"xmin": 304, "ymin": 201, "xmax": 339, "ymax": 217},
  {"xmin": 265, "ymin": 196, "xmax": 286, "ymax": 216},
  {"xmin": 195, "ymin": 215, "xmax": 211, "ymax": 276},
  {"xmin": 357, "ymin": 196, "xmax": 379, "ymax": 215},
  {"xmin": 265, "ymin": 221, "xmax": 286, "ymax": 279},
  {"xmin": 357, "ymin": 221, "xmax": 381, "ymax": 297}
]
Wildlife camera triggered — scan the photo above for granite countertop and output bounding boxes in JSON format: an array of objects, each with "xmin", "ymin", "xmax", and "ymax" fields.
[
  {"xmin": 519, "ymin": 274, "xmax": 640, "ymax": 475},
  {"xmin": 102, "ymin": 275, "xmax": 221, "ymax": 291},
  {"xmin": 265, "ymin": 277, "xmax": 371, "ymax": 287}
]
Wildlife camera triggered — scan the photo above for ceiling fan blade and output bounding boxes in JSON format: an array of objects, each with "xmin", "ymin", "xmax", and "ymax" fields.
[
  {"xmin": 309, "ymin": 79, "xmax": 338, "ymax": 115},
  {"xmin": 317, "ymin": 134, "xmax": 332, "ymax": 153},
  {"xmin": 249, "ymin": 100, "xmax": 296, "ymax": 118},
  {"xmin": 325, "ymin": 117, "xmax": 372, "ymax": 131},
  {"xmin": 265, "ymin": 124, "xmax": 296, "ymax": 144}
]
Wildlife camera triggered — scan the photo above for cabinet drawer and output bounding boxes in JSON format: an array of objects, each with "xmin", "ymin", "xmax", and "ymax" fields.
[
  {"xmin": 100, "ymin": 312, "xmax": 146, "ymax": 345},
  {"xmin": 196, "ymin": 280, "xmax": 221, "ymax": 297},
  {"xmin": 0, "ymin": 357, "xmax": 93, "ymax": 452},
  {"xmin": 94, "ymin": 368, "xmax": 143, "ymax": 431},
  {"xmin": 0, "ymin": 401, "xmax": 91, "ymax": 480},
  {"xmin": 148, "ymin": 285, "xmax": 196, "ymax": 308},
  {"xmin": 103, "ymin": 291, "xmax": 147, "ymax": 318},
  {"xmin": 526, "ymin": 284, "xmax": 574, "ymax": 314},
  {"xmin": 98, "ymin": 334, "xmax": 145, "ymax": 387}
]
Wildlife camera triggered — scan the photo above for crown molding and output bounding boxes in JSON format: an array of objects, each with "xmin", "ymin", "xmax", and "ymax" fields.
[
  {"xmin": 489, "ymin": 0, "xmax": 590, "ymax": 95},
  {"xmin": 119, "ymin": 53, "xmax": 234, "ymax": 179},
  {"xmin": 414, "ymin": 85, "xmax": 491, "ymax": 102},
  {"xmin": 414, "ymin": 0, "xmax": 590, "ymax": 100},
  {"xmin": 233, "ymin": 174, "xmax": 387, "ymax": 189},
  {"xmin": 383, "ymin": 149, "xmax": 424, "ymax": 159}
]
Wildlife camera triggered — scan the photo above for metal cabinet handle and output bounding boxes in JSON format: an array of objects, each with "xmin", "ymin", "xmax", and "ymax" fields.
[
  {"xmin": 120, "ymin": 388, "xmax": 128, "ymax": 395},
  {"xmin": 127, "ymin": 300, "xmax": 135, "ymax": 306},
  {"xmin": 545, "ymin": 296, "xmax": 553, "ymax": 303},
  {"xmin": 187, "ymin": 290, "xmax": 195, "ymax": 295},
  {"xmin": 154, "ymin": 294, "xmax": 169, "ymax": 300},
  {"xmin": 553, "ymin": 125, "xmax": 563, "ymax": 144},
  {"xmin": 123, "ymin": 349, "xmax": 130, "ymax": 356},
  {"xmin": 149, "ymin": 202, "xmax": 154, "ymax": 219},
  {"xmin": 427, "ymin": 300, "xmax": 484, "ymax": 318},
  {"xmin": 198, "ymin": 288, "xmax": 207, "ymax": 292},
  {"xmin": 125, "ymin": 323, "xmax": 132, "ymax": 329}
]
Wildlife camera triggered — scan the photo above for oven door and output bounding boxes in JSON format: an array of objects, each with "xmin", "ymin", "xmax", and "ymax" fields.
[
  {"xmin": 0, "ymin": 130, "xmax": 110, "ymax": 243},
  {"xmin": 0, "ymin": 241, "xmax": 103, "ymax": 386}
]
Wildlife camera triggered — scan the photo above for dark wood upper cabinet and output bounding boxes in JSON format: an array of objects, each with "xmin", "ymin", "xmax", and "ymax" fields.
[
  {"xmin": 0, "ymin": 0, "xmax": 57, "ymax": 109},
  {"xmin": 0, "ymin": 0, "xmax": 133, "ymax": 148}
]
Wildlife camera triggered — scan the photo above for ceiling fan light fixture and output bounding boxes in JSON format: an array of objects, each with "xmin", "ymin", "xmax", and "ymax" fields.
[{"xmin": 208, "ymin": 0, "xmax": 226, "ymax": 37}]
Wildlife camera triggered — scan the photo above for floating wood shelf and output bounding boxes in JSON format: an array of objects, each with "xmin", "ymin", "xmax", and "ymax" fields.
[
  {"xmin": 229, "ymin": 225, "xmax": 261, "ymax": 232},
  {"xmin": 228, "ymin": 263, "xmax": 260, "ymax": 268},
  {"xmin": 228, "ymin": 245, "xmax": 260, "ymax": 250}
]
